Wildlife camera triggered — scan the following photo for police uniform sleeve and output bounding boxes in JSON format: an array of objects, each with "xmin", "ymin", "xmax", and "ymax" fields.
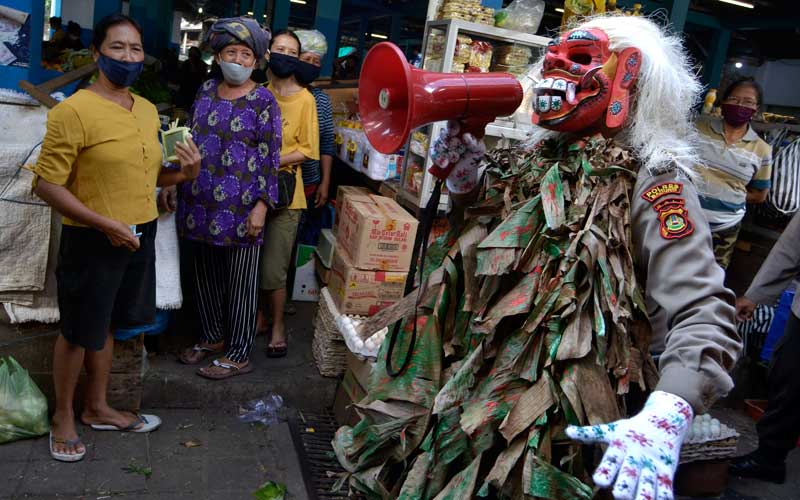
[
  {"xmin": 745, "ymin": 211, "xmax": 800, "ymax": 307},
  {"xmin": 631, "ymin": 169, "xmax": 742, "ymax": 414}
]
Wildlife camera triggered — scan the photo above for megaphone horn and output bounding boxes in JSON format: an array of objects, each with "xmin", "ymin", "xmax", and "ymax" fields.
[{"xmin": 359, "ymin": 42, "xmax": 524, "ymax": 154}]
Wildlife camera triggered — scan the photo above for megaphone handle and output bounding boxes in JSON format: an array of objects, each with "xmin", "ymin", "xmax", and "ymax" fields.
[
  {"xmin": 459, "ymin": 117, "xmax": 491, "ymax": 139},
  {"xmin": 428, "ymin": 118, "xmax": 490, "ymax": 181}
]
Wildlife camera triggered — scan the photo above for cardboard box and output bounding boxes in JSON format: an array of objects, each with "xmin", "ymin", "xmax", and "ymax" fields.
[
  {"xmin": 333, "ymin": 368, "xmax": 367, "ymax": 427},
  {"xmin": 337, "ymin": 193, "xmax": 418, "ymax": 271},
  {"xmin": 291, "ymin": 244, "xmax": 320, "ymax": 302},
  {"xmin": 316, "ymin": 228, "xmax": 335, "ymax": 268},
  {"xmin": 314, "ymin": 254, "xmax": 331, "ymax": 285},
  {"xmin": 334, "ymin": 185, "xmax": 371, "ymax": 235},
  {"xmin": 327, "ymin": 246, "xmax": 408, "ymax": 316}
]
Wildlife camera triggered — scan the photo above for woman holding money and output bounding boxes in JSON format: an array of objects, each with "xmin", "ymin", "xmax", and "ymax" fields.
[{"xmin": 32, "ymin": 14, "xmax": 201, "ymax": 461}]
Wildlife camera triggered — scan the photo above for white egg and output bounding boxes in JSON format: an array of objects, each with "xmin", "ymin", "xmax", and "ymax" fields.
[{"xmin": 355, "ymin": 338, "xmax": 364, "ymax": 349}]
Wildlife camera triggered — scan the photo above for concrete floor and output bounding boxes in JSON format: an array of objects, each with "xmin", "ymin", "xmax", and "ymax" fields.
[
  {"xmin": 1, "ymin": 301, "xmax": 799, "ymax": 499},
  {"xmin": 0, "ymin": 302, "xmax": 335, "ymax": 500}
]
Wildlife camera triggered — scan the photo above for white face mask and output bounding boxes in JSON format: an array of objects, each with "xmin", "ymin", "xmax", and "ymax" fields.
[{"xmin": 219, "ymin": 60, "xmax": 253, "ymax": 85}]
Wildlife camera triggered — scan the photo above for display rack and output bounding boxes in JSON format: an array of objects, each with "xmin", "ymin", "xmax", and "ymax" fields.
[{"xmin": 396, "ymin": 19, "xmax": 550, "ymax": 211}]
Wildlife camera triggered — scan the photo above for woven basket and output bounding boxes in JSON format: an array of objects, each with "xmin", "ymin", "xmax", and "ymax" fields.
[
  {"xmin": 311, "ymin": 288, "xmax": 349, "ymax": 377},
  {"xmin": 680, "ymin": 436, "xmax": 738, "ymax": 464}
]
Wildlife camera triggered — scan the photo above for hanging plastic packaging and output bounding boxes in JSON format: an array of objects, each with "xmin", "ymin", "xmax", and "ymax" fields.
[{"xmin": 494, "ymin": 0, "xmax": 545, "ymax": 33}]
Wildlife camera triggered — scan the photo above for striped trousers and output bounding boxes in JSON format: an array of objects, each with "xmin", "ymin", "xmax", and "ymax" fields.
[{"xmin": 194, "ymin": 243, "xmax": 261, "ymax": 363}]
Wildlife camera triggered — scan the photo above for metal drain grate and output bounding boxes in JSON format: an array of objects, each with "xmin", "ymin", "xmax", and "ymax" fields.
[{"xmin": 289, "ymin": 411, "xmax": 352, "ymax": 500}]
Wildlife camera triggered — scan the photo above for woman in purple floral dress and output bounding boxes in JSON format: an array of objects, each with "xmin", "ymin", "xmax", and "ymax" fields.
[{"xmin": 173, "ymin": 18, "xmax": 281, "ymax": 379}]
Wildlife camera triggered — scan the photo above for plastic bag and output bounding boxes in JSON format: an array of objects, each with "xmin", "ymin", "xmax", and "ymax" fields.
[
  {"xmin": 494, "ymin": 0, "xmax": 545, "ymax": 33},
  {"xmin": 0, "ymin": 356, "xmax": 49, "ymax": 443},
  {"xmin": 237, "ymin": 394, "xmax": 284, "ymax": 426}
]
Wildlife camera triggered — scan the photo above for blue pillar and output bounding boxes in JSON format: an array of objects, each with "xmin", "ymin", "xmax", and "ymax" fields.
[
  {"xmin": 390, "ymin": 15, "xmax": 403, "ymax": 42},
  {"xmin": 253, "ymin": 0, "xmax": 267, "ymax": 22},
  {"xmin": 129, "ymin": 0, "xmax": 173, "ymax": 55},
  {"xmin": 223, "ymin": 2, "xmax": 236, "ymax": 17},
  {"xmin": 93, "ymin": 0, "xmax": 122, "ymax": 23},
  {"xmin": 703, "ymin": 28, "xmax": 731, "ymax": 89},
  {"xmin": 0, "ymin": 0, "xmax": 44, "ymax": 89},
  {"xmin": 356, "ymin": 15, "xmax": 368, "ymax": 72},
  {"xmin": 314, "ymin": 0, "xmax": 341, "ymax": 77},
  {"xmin": 666, "ymin": 0, "xmax": 690, "ymax": 32},
  {"xmin": 272, "ymin": 0, "xmax": 290, "ymax": 30},
  {"xmin": 240, "ymin": 0, "xmax": 252, "ymax": 16}
]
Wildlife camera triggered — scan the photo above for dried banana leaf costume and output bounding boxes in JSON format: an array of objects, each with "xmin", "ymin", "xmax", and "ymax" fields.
[{"xmin": 333, "ymin": 15, "xmax": 741, "ymax": 499}]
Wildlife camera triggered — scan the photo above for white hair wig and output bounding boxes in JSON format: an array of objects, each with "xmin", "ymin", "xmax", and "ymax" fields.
[{"xmin": 525, "ymin": 14, "xmax": 702, "ymax": 178}]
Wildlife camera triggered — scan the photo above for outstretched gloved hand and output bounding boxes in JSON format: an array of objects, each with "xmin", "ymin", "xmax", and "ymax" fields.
[
  {"xmin": 429, "ymin": 120, "xmax": 486, "ymax": 194},
  {"xmin": 566, "ymin": 391, "xmax": 694, "ymax": 500}
]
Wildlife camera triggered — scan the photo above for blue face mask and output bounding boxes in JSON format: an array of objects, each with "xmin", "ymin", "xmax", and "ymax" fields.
[{"xmin": 97, "ymin": 53, "xmax": 144, "ymax": 87}]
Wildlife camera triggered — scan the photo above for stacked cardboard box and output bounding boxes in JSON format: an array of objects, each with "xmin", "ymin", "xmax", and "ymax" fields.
[{"xmin": 327, "ymin": 188, "xmax": 418, "ymax": 316}]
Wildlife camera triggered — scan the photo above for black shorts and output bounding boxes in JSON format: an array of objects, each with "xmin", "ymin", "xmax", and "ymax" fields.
[{"xmin": 56, "ymin": 219, "xmax": 157, "ymax": 351}]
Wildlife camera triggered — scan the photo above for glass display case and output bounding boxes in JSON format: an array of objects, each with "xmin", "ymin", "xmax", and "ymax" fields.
[{"xmin": 396, "ymin": 19, "xmax": 550, "ymax": 211}]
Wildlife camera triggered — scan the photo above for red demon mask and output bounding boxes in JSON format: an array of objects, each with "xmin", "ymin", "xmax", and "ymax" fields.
[{"xmin": 532, "ymin": 28, "xmax": 642, "ymax": 133}]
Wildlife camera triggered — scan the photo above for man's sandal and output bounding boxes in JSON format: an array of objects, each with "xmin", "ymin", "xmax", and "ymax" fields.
[
  {"xmin": 87, "ymin": 413, "xmax": 162, "ymax": 433},
  {"xmin": 197, "ymin": 359, "xmax": 254, "ymax": 380},
  {"xmin": 49, "ymin": 431, "xmax": 86, "ymax": 462},
  {"xmin": 179, "ymin": 344, "xmax": 223, "ymax": 365}
]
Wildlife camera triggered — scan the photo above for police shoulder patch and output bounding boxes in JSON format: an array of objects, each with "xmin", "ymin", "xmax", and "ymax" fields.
[
  {"xmin": 642, "ymin": 182, "xmax": 683, "ymax": 203},
  {"xmin": 653, "ymin": 198, "xmax": 694, "ymax": 240}
]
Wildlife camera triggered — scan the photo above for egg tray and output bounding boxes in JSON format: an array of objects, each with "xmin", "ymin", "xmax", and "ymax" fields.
[{"xmin": 311, "ymin": 291, "xmax": 349, "ymax": 378}]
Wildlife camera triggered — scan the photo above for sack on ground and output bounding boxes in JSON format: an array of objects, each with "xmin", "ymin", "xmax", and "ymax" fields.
[{"xmin": 0, "ymin": 356, "xmax": 49, "ymax": 443}]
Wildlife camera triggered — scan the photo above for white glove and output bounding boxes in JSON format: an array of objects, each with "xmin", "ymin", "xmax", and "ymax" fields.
[
  {"xmin": 566, "ymin": 391, "xmax": 693, "ymax": 500},
  {"xmin": 429, "ymin": 121, "xmax": 486, "ymax": 194}
]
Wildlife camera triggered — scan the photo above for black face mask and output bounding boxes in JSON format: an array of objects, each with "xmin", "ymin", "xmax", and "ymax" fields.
[
  {"xmin": 268, "ymin": 52, "xmax": 297, "ymax": 79},
  {"xmin": 294, "ymin": 59, "xmax": 321, "ymax": 85}
]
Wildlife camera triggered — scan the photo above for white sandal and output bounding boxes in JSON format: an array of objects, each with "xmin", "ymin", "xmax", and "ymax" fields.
[
  {"xmin": 49, "ymin": 431, "xmax": 86, "ymax": 462},
  {"xmin": 89, "ymin": 413, "xmax": 161, "ymax": 433}
]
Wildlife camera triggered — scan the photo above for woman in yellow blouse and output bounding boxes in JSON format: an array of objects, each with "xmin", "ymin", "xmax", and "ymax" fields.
[
  {"xmin": 32, "ymin": 14, "xmax": 201, "ymax": 462},
  {"xmin": 258, "ymin": 29, "xmax": 319, "ymax": 357}
]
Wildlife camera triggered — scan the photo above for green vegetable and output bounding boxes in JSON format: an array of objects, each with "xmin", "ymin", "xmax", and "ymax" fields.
[{"xmin": 252, "ymin": 481, "xmax": 287, "ymax": 500}]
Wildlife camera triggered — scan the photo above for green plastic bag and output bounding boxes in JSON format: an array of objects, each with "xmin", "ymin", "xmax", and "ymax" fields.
[{"xmin": 0, "ymin": 356, "xmax": 49, "ymax": 443}]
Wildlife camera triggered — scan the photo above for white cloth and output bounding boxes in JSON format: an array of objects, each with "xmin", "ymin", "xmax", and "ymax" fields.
[
  {"xmin": 0, "ymin": 100, "xmax": 49, "ymax": 296},
  {"xmin": 3, "ymin": 213, "xmax": 60, "ymax": 323},
  {"xmin": 566, "ymin": 391, "xmax": 693, "ymax": 500},
  {"xmin": 155, "ymin": 211, "xmax": 183, "ymax": 310}
]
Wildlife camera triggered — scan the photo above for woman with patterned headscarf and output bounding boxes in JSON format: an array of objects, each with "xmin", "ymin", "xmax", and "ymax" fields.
[{"xmin": 169, "ymin": 17, "xmax": 282, "ymax": 379}]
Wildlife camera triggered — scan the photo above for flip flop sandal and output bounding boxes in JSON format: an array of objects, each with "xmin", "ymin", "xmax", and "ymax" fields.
[
  {"xmin": 266, "ymin": 342, "xmax": 288, "ymax": 358},
  {"xmin": 197, "ymin": 359, "xmax": 254, "ymax": 380},
  {"xmin": 89, "ymin": 413, "xmax": 162, "ymax": 433},
  {"xmin": 50, "ymin": 431, "xmax": 86, "ymax": 462},
  {"xmin": 179, "ymin": 344, "xmax": 223, "ymax": 365}
]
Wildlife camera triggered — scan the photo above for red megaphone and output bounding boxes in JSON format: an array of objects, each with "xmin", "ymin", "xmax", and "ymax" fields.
[{"xmin": 358, "ymin": 42, "xmax": 523, "ymax": 155}]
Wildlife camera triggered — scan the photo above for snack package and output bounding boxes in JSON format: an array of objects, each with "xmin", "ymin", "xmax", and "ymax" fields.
[{"xmin": 468, "ymin": 40, "xmax": 493, "ymax": 73}]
